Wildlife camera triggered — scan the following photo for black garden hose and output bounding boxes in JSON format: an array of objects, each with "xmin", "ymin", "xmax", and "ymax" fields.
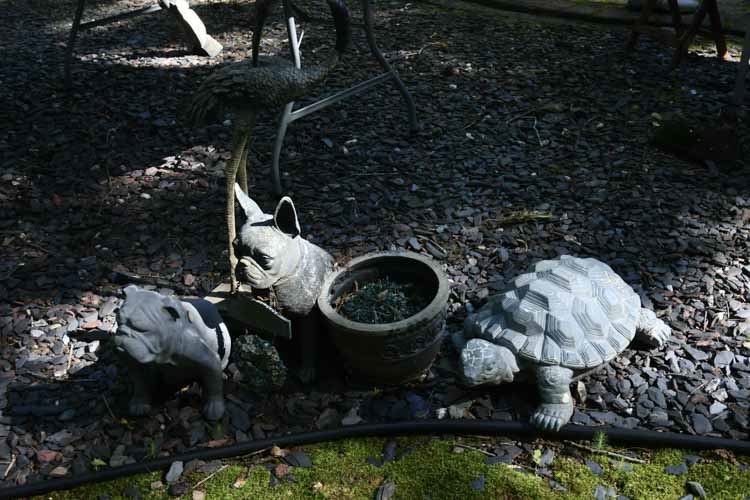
[{"xmin": 2, "ymin": 419, "xmax": 749, "ymax": 499}]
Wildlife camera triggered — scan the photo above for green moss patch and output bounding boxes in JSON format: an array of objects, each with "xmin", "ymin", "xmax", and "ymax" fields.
[{"xmin": 40, "ymin": 438, "xmax": 750, "ymax": 500}]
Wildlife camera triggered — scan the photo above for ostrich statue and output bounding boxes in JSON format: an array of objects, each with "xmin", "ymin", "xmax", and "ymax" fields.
[{"xmin": 188, "ymin": 0, "xmax": 350, "ymax": 293}]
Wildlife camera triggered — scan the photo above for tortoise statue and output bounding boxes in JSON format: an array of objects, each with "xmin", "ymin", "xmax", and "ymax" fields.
[{"xmin": 454, "ymin": 255, "xmax": 670, "ymax": 431}]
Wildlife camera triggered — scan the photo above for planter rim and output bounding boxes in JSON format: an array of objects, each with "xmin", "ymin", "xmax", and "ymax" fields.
[{"xmin": 317, "ymin": 251, "xmax": 450, "ymax": 335}]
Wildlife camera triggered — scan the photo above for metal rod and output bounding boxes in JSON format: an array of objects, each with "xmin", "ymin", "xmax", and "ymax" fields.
[
  {"xmin": 283, "ymin": 0, "xmax": 301, "ymax": 68},
  {"xmin": 78, "ymin": 4, "xmax": 162, "ymax": 31},
  {"xmin": 362, "ymin": 0, "xmax": 417, "ymax": 131},
  {"xmin": 732, "ymin": 23, "xmax": 750, "ymax": 109},
  {"xmin": 271, "ymin": 102, "xmax": 296, "ymax": 195},
  {"xmin": 271, "ymin": 0, "xmax": 303, "ymax": 195},
  {"xmin": 270, "ymin": 0, "xmax": 418, "ymax": 194},
  {"xmin": 64, "ymin": 0, "xmax": 87, "ymax": 88},
  {"xmin": 289, "ymin": 72, "xmax": 392, "ymax": 122}
]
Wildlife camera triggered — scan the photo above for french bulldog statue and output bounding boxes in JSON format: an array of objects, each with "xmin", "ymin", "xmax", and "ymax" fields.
[
  {"xmin": 114, "ymin": 285, "xmax": 231, "ymax": 420},
  {"xmin": 233, "ymin": 185, "xmax": 334, "ymax": 383}
]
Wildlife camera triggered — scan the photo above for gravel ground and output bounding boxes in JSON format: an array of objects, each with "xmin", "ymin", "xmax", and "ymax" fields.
[{"xmin": 2, "ymin": 0, "xmax": 750, "ymax": 488}]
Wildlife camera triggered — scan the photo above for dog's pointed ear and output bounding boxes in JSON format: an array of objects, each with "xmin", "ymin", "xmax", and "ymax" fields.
[
  {"xmin": 273, "ymin": 196, "xmax": 301, "ymax": 237},
  {"xmin": 234, "ymin": 184, "xmax": 264, "ymax": 222}
]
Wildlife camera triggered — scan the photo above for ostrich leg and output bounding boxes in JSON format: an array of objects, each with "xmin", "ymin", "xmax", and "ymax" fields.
[
  {"xmin": 237, "ymin": 147, "xmax": 250, "ymax": 194},
  {"xmin": 226, "ymin": 111, "xmax": 256, "ymax": 292}
]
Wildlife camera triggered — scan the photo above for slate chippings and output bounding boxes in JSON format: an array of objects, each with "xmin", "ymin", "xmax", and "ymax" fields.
[{"xmin": 1, "ymin": 0, "xmax": 750, "ymax": 488}]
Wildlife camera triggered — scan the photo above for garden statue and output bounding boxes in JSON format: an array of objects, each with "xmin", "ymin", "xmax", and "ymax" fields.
[
  {"xmin": 158, "ymin": 0, "xmax": 223, "ymax": 56},
  {"xmin": 233, "ymin": 187, "xmax": 334, "ymax": 383},
  {"xmin": 187, "ymin": 0, "xmax": 350, "ymax": 293},
  {"xmin": 114, "ymin": 285, "xmax": 231, "ymax": 420},
  {"xmin": 454, "ymin": 255, "xmax": 671, "ymax": 431}
]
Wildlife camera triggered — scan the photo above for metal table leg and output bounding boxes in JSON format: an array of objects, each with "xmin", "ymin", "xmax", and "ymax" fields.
[
  {"xmin": 64, "ymin": 0, "xmax": 86, "ymax": 88},
  {"xmin": 63, "ymin": 1, "xmax": 219, "ymax": 87},
  {"xmin": 269, "ymin": 0, "xmax": 418, "ymax": 195},
  {"xmin": 731, "ymin": 22, "xmax": 750, "ymax": 111},
  {"xmin": 362, "ymin": 0, "xmax": 417, "ymax": 132}
]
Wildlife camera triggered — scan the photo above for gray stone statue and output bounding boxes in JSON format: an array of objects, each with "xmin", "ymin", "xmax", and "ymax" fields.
[
  {"xmin": 233, "ymin": 186, "xmax": 334, "ymax": 383},
  {"xmin": 158, "ymin": 0, "xmax": 222, "ymax": 57},
  {"xmin": 454, "ymin": 255, "xmax": 670, "ymax": 431},
  {"xmin": 115, "ymin": 285, "xmax": 231, "ymax": 420}
]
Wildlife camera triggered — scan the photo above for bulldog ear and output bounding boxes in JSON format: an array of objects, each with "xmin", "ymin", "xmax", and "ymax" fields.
[
  {"xmin": 274, "ymin": 196, "xmax": 301, "ymax": 237},
  {"xmin": 234, "ymin": 184, "xmax": 264, "ymax": 222}
]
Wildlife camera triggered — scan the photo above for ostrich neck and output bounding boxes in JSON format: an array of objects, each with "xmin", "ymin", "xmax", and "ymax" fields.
[{"xmin": 298, "ymin": 51, "xmax": 341, "ymax": 87}]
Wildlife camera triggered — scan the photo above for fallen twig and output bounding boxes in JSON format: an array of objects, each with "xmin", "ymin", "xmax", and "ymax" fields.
[
  {"xmin": 531, "ymin": 117, "xmax": 545, "ymax": 147},
  {"xmin": 193, "ymin": 464, "xmax": 229, "ymax": 490},
  {"xmin": 248, "ymin": 447, "xmax": 271, "ymax": 457},
  {"xmin": 101, "ymin": 395, "xmax": 117, "ymax": 421},
  {"xmin": 565, "ymin": 441, "xmax": 647, "ymax": 464},
  {"xmin": 453, "ymin": 443, "xmax": 494, "ymax": 456},
  {"xmin": 689, "ymin": 380, "xmax": 709, "ymax": 397},
  {"xmin": 3, "ymin": 454, "xmax": 16, "ymax": 479},
  {"xmin": 506, "ymin": 108, "xmax": 539, "ymax": 124}
]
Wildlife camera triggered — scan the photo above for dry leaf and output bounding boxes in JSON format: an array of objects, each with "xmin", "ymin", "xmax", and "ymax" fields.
[
  {"xmin": 271, "ymin": 445, "xmax": 288, "ymax": 457},
  {"xmin": 233, "ymin": 475, "xmax": 247, "ymax": 488}
]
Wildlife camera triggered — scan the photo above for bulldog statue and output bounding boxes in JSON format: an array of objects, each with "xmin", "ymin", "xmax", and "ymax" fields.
[
  {"xmin": 233, "ymin": 185, "xmax": 334, "ymax": 383},
  {"xmin": 115, "ymin": 285, "xmax": 231, "ymax": 420}
]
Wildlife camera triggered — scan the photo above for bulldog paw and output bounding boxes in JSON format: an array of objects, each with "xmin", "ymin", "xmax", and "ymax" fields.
[
  {"xmin": 202, "ymin": 398, "xmax": 225, "ymax": 421},
  {"xmin": 129, "ymin": 400, "xmax": 153, "ymax": 416}
]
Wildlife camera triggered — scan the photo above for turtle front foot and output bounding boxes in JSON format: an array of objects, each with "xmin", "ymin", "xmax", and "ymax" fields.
[{"xmin": 531, "ymin": 403, "xmax": 573, "ymax": 432}]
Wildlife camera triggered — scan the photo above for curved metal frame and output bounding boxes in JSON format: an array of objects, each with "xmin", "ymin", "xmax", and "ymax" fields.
[
  {"xmin": 64, "ymin": 0, "xmax": 164, "ymax": 88},
  {"xmin": 270, "ymin": 0, "xmax": 418, "ymax": 195}
]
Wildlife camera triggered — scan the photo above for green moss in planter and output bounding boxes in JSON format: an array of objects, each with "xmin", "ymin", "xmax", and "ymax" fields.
[{"xmin": 336, "ymin": 277, "xmax": 430, "ymax": 324}]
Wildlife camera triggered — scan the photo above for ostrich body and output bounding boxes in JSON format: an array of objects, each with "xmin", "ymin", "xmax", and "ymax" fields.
[{"xmin": 188, "ymin": 0, "xmax": 350, "ymax": 292}]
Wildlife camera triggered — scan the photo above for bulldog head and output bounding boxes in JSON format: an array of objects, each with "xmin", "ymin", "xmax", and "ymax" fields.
[
  {"xmin": 233, "ymin": 185, "xmax": 304, "ymax": 291},
  {"xmin": 115, "ymin": 285, "xmax": 201, "ymax": 364}
]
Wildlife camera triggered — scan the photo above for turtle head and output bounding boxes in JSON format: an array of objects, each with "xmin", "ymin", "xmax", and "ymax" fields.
[{"xmin": 460, "ymin": 339, "xmax": 518, "ymax": 386}]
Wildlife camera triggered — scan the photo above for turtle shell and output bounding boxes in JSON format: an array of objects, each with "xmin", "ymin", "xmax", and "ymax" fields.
[{"xmin": 472, "ymin": 256, "xmax": 642, "ymax": 369}]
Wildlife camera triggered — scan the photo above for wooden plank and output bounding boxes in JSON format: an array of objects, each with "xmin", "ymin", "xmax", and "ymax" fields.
[{"xmin": 206, "ymin": 283, "xmax": 292, "ymax": 340}]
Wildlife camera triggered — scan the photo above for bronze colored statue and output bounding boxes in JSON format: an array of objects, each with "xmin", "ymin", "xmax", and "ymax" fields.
[{"xmin": 188, "ymin": 0, "xmax": 350, "ymax": 293}]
